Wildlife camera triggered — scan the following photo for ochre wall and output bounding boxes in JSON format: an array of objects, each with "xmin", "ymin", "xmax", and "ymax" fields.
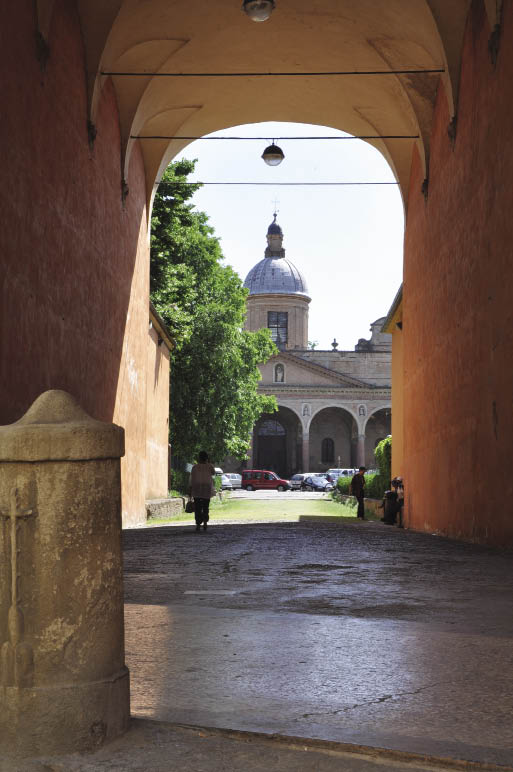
[
  {"xmin": 390, "ymin": 328, "xmax": 404, "ymax": 479},
  {"xmin": 0, "ymin": 1, "xmax": 150, "ymax": 525},
  {"xmin": 145, "ymin": 327, "xmax": 170, "ymax": 500},
  {"xmin": 385, "ymin": 308, "xmax": 404, "ymax": 479},
  {"xmin": 403, "ymin": 0, "xmax": 513, "ymax": 545}
]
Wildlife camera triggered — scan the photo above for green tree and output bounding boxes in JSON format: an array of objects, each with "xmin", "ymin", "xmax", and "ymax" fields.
[{"xmin": 150, "ymin": 160, "xmax": 277, "ymax": 462}]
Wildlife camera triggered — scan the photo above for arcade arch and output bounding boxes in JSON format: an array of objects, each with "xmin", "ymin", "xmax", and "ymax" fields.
[
  {"xmin": 364, "ymin": 408, "xmax": 392, "ymax": 469},
  {"xmin": 252, "ymin": 405, "xmax": 302, "ymax": 478},
  {"xmin": 308, "ymin": 407, "xmax": 358, "ymax": 472}
]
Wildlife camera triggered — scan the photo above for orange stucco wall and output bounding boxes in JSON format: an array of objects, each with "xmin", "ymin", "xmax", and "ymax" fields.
[
  {"xmin": 0, "ymin": 1, "xmax": 150, "ymax": 525},
  {"xmin": 390, "ymin": 328, "xmax": 404, "ymax": 480},
  {"xmin": 145, "ymin": 327, "xmax": 171, "ymax": 500},
  {"xmin": 403, "ymin": 0, "xmax": 513, "ymax": 545},
  {"xmin": 386, "ymin": 308, "xmax": 404, "ymax": 480}
]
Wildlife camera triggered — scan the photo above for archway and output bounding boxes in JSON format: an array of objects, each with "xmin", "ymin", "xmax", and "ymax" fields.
[
  {"xmin": 308, "ymin": 407, "xmax": 358, "ymax": 472},
  {"xmin": 365, "ymin": 408, "xmax": 392, "ymax": 469},
  {"xmin": 253, "ymin": 406, "xmax": 302, "ymax": 478}
]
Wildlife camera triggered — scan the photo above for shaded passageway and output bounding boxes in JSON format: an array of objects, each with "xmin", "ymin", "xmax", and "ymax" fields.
[{"xmin": 123, "ymin": 521, "xmax": 513, "ymax": 767}]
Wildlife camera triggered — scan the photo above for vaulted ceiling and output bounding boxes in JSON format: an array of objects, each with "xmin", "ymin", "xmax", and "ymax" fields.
[{"xmin": 38, "ymin": 0, "xmax": 501, "ymax": 208}]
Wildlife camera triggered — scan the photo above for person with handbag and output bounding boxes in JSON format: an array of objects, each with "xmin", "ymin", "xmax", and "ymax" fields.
[{"xmin": 189, "ymin": 451, "xmax": 216, "ymax": 532}]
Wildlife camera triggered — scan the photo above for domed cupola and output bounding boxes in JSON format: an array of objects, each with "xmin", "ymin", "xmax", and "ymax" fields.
[
  {"xmin": 243, "ymin": 215, "xmax": 311, "ymax": 350},
  {"xmin": 243, "ymin": 215, "xmax": 310, "ymax": 299},
  {"xmin": 266, "ymin": 214, "xmax": 284, "ymax": 256}
]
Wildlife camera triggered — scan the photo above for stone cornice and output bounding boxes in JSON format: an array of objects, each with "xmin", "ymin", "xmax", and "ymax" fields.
[{"xmin": 259, "ymin": 385, "xmax": 391, "ymax": 399}]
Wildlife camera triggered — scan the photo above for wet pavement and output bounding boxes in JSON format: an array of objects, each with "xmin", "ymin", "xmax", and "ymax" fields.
[
  {"xmin": 11, "ymin": 720, "xmax": 506, "ymax": 772},
  {"xmin": 123, "ymin": 520, "xmax": 513, "ymax": 767}
]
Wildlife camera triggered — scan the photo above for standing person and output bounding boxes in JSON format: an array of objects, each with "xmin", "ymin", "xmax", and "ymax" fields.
[
  {"xmin": 350, "ymin": 466, "xmax": 366, "ymax": 520},
  {"xmin": 189, "ymin": 451, "xmax": 215, "ymax": 532},
  {"xmin": 396, "ymin": 477, "xmax": 404, "ymax": 529}
]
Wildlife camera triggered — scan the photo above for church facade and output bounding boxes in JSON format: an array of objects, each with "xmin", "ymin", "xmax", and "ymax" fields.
[{"xmin": 242, "ymin": 216, "xmax": 392, "ymax": 479}]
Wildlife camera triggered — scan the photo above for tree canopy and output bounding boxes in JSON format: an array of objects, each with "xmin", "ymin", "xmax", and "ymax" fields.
[{"xmin": 150, "ymin": 159, "xmax": 277, "ymax": 463}]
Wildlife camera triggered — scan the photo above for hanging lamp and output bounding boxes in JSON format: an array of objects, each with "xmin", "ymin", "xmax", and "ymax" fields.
[
  {"xmin": 262, "ymin": 142, "xmax": 284, "ymax": 166},
  {"xmin": 242, "ymin": 0, "xmax": 276, "ymax": 22}
]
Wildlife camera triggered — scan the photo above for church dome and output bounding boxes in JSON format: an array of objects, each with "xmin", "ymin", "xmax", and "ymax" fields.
[
  {"xmin": 244, "ymin": 257, "xmax": 310, "ymax": 297},
  {"xmin": 243, "ymin": 215, "xmax": 310, "ymax": 299}
]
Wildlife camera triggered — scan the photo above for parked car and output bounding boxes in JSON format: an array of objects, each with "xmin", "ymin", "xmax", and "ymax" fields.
[
  {"xmin": 326, "ymin": 468, "xmax": 356, "ymax": 483},
  {"xmin": 290, "ymin": 473, "xmax": 308, "ymax": 490},
  {"xmin": 301, "ymin": 475, "xmax": 334, "ymax": 492},
  {"xmin": 214, "ymin": 467, "xmax": 224, "ymax": 476},
  {"xmin": 241, "ymin": 470, "xmax": 290, "ymax": 491},
  {"xmin": 220, "ymin": 474, "xmax": 233, "ymax": 490},
  {"xmin": 224, "ymin": 473, "xmax": 242, "ymax": 489}
]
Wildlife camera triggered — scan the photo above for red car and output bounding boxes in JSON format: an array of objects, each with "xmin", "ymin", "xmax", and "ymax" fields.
[{"xmin": 241, "ymin": 470, "xmax": 290, "ymax": 491}]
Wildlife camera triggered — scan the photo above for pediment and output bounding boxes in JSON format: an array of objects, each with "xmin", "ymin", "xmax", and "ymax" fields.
[{"xmin": 260, "ymin": 352, "xmax": 369, "ymax": 389}]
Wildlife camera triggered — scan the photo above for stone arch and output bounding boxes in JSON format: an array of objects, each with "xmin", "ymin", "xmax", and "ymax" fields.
[
  {"xmin": 309, "ymin": 404, "xmax": 359, "ymax": 431},
  {"xmin": 364, "ymin": 408, "xmax": 392, "ymax": 469},
  {"xmin": 364, "ymin": 404, "xmax": 392, "ymax": 430},
  {"xmin": 308, "ymin": 407, "xmax": 358, "ymax": 472},
  {"xmin": 252, "ymin": 405, "xmax": 302, "ymax": 478},
  {"xmin": 74, "ymin": 0, "xmax": 467, "ymax": 212}
]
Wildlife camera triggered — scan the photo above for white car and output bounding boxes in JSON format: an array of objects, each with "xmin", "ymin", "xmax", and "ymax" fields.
[
  {"xmin": 224, "ymin": 473, "xmax": 242, "ymax": 489},
  {"xmin": 290, "ymin": 473, "xmax": 308, "ymax": 490},
  {"xmin": 326, "ymin": 468, "xmax": 356, "ymax": 483},
  {"xmin": 220, "ymin": 474, "xmax": 233, "ymax": 490}
]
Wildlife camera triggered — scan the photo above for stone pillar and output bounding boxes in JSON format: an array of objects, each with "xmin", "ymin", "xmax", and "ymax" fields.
[
  {"xmin": 302, "ymin": 431, "xmax": 309, "ymax": 472},
  {"xmin": 357, "ymin": 434, "xmax": 366, "ymax": 468},
  {"xmin": 0, "ymin": 390, "xmax": 129, "ymax": 756}
]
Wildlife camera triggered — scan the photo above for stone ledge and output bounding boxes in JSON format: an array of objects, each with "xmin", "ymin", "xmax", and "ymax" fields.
[
  {"xmin": 339, "ymin": 495, "xmax": 382, "ymax": 516},
  {"xmin": 145, "ymin": 498, "xmax": 184, "ymax": 520}
]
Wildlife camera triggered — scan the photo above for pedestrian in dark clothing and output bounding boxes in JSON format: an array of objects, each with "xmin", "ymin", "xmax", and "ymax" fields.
[
  {"xmin": 350, "ymin": 467, "xmax": 366, "ymax": 519},
  {"xmin": 380, "ymin": 485, "xmax": 398, "ymax": 525},
  {"xmin": 189, "ymin": 451, "xmax": 215, "ymax": 532},
  {"xmin": 393, "ymin": 477, "xmax": 404, "ymax": 528}
]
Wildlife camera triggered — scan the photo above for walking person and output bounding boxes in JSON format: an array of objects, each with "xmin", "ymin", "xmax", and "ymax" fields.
[
  {"xmin": 395, "ymin": 477, "xmax": 404, "ymax": 529},
  {"xmin": 350, "ymin": 466, "xmax": 366, "ymax": 519},
  {"xmin": 189, "ymin": 451, "xmax": 215, "ymax": 532}
]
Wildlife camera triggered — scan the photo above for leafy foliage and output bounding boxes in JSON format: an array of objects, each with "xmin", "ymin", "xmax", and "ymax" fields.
[
  {"xmin": 374, "ymin": 436, "xmax": 392, "ymax": 492},
  {"xmin": 335, "ymin": 471, "xmax": 385, "ymax": 499},
  {"xmin": 151, "ymin": 160, "xmax": 277, "ymax": 462},
  {"xmin": 364, "ymin": 472, "xmax": 386, "ymax": 499}
]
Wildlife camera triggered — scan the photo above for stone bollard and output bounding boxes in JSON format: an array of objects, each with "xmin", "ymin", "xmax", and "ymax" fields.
[{"xmin": 0, "ymin": 390, "xmax": 130, "ymax": 756}]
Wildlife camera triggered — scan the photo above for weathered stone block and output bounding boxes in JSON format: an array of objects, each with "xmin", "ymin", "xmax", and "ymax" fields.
[
  {"xmin": 0, "ymin": 390, "xmax": 129, "ymax": 756},
  {"xmin": 145, "ymin": 497, "xmax": 184, "ymax": 520}
]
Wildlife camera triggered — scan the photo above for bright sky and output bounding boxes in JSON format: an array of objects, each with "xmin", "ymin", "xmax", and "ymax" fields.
[{"xmin": 175, "ymin": 121, "xmax": 405, "ymax": 350}]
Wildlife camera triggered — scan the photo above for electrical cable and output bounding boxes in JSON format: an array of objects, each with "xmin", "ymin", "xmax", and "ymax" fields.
[
  {"xmin": 132, "ymin": 134, "xmax": 419, "ymax": 141},
  {"xmin": 154, "ymin": 181, "xmax": 399, "ymax": 186},
  {"xmin": 103, "ymin": 68, "xmax": 444, "ymax": 78}
]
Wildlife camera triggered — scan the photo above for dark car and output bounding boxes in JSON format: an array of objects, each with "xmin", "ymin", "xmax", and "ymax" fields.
[{"xmin": 301, "ymin": 475, "xmax": 334, "ymax": 492}]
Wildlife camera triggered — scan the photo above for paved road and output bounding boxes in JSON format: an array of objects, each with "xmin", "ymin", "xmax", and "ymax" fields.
[{"xmin": 122, "ymin": 519, "xmax": 513, "ymax": 767}]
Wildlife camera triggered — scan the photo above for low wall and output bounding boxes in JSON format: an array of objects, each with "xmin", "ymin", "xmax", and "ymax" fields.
[
  {"xmin": 145, "ymin": 498, "xmax": 184, "ymax": 520},
  {"xmin": 339, "ymin": 495, "xmax": 382, "ymax": 516}
]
